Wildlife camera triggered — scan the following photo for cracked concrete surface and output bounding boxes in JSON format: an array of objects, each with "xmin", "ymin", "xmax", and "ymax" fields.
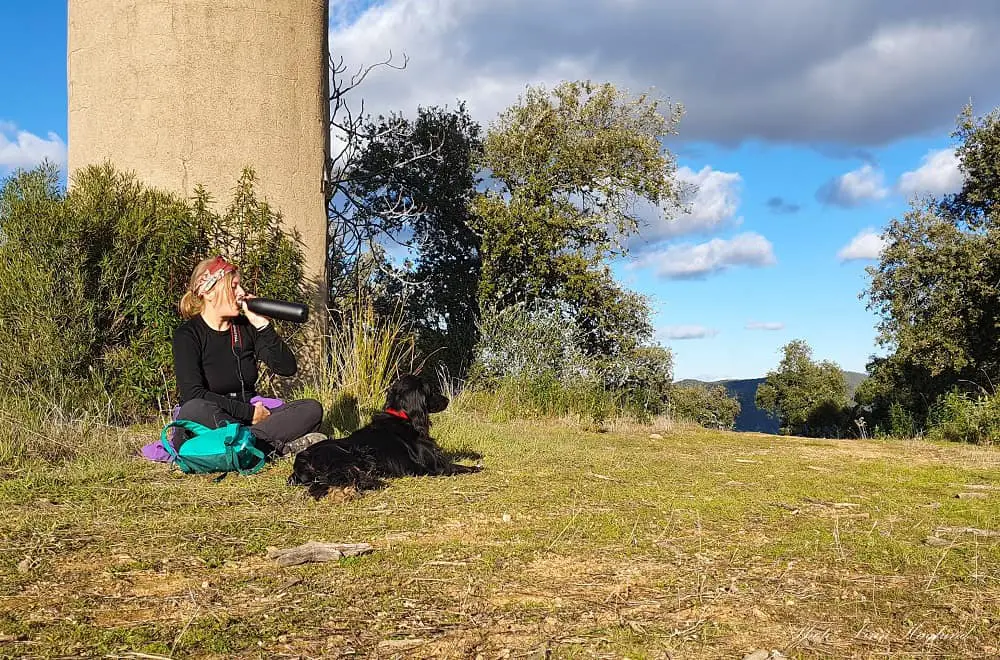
[{"xmin": 68, "ymin": 0, "xmax": 329, "ymax": 286}]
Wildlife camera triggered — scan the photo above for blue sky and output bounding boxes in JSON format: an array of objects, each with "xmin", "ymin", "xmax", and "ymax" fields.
[{"xmin": 3, "ymin": 1, "xmax": 999, "ymax": 381}]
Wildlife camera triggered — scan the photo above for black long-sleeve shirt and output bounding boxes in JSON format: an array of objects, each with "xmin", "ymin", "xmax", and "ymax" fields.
[{"xmin": 172, "ymin": 315, "xmax": 297, "ymax": 423}]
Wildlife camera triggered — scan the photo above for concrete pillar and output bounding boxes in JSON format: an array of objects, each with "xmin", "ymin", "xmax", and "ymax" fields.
[{"xmin": 68, "ymin": 0, "xmax": 329, "ymax": 292}]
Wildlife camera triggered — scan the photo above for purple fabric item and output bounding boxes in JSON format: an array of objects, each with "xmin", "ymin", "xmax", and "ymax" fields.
[
  {"xmin": 138, "ymin": 396, "xmax": 285, "ymax": 464},
  {"xmin": 141, "ymin": 440, "xmax": 174, "ymax": 463},
  {"xmin": 250, "ymin": 395, "xmax": 284, "ymax": 410}
]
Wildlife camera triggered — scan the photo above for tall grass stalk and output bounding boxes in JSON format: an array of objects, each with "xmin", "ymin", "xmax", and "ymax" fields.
[{"xmin": 301, "ymin": 298, "xmax": 416, "ymax": 435}]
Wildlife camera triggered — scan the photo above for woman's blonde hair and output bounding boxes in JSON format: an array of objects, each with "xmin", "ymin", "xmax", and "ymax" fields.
[{"xmin": 178, "ymin": 257, "xmax": 239, "ymax": 319}]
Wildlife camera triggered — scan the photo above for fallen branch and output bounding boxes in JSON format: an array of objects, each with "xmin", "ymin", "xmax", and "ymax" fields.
[{"xmin": 266, "ymin": 541, "xmax": 374, "ymax": 567}]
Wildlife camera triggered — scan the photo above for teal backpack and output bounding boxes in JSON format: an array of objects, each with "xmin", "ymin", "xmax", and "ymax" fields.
[{"xmin": 160, "ymin": 419, "xmax": 266, "ymax": 475}]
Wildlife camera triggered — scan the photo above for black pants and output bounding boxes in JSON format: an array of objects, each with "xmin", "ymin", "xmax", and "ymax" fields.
[{"xmin": 175, "ymin": 398, "xmax": 323, "ymax": 455}]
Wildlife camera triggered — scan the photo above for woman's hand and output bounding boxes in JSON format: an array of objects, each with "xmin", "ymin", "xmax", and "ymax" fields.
[
  {"xmin": 252, "ymin": 401, "xmax": 271, "ymax": 425},
  {"xmin": 240, "ymin": 294, "xmax": 270, "ymax": 329}
]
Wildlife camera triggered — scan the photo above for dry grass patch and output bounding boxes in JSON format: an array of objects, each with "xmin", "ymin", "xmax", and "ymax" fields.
[{"xmin": 1, "ymin": 415, "xmax": 999, "ymax": 657}]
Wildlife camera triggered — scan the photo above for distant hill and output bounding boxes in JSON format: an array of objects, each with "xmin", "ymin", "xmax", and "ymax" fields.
[{"xmin": 675, "ymin": 371, "xmax": 867, "ymax": 434}]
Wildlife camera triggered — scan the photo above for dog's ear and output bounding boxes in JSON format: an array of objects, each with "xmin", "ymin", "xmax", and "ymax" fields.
[
  {"xmin": 385, "ymin": 374, "xmax": 432, "ymax": 437},
  {"xmin": 384, "ymin": 374, "xmax": 421, "ymax": 410}
]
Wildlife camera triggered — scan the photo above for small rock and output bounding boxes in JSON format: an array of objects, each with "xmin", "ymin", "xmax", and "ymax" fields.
[
  {"xmin": 743, "ymin": 650, "xmax": 769, "ymax": 660},
  {"xmin": 501, "ymin": 513, "xmax": 512, "ymax": 523},
  {"xmin": 649, "ymin": 433, "xmax": 663, "ymax": 440},
  {"xmin": 16, "ymin": 558, "xmax": 32, "ymax": 574}
]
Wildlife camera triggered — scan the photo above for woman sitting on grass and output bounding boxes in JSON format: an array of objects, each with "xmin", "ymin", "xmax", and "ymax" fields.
[{"xmin": 171, "ymin": 256, "xmax": 325, "ymax": 457}]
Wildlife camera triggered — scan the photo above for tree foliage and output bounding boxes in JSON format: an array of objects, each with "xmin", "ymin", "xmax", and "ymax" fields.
[
  {"xmin": 326, "ymin": 78, "xmax": 681, "ymax": 385},
  {"xmin": 474, "ymin": 81, "xmax": 682, "ymax": 358},
  {"xmin": 862, "ymin": 105, "xmax": 1000, "ymax": 434},
  {"xmin": 333, "ymin": 104, "xmax": 483, "ymax": 375},
  {"xmin": 756, "ymin": 340, "xmax": 851, "ymax": 437}
]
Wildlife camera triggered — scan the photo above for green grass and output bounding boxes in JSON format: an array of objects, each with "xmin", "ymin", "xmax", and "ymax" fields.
[{"xmin": 2, "ymin": 412, "xmax": 1000, "ymax": 658}]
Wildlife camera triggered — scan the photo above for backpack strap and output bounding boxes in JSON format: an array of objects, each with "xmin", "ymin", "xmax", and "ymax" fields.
[
  {"xmin": 226, "ymin": 431, "xmax": 267, "ymax": 476},
  {"xmin": 160, "ymin": 419, "xmax": 214, "ymax": 473}
]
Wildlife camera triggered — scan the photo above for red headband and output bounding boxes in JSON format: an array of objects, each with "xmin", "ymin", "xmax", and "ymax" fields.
[{"xmin": 196, "ymin": 256, "xmax": 236, "ymax": 295}]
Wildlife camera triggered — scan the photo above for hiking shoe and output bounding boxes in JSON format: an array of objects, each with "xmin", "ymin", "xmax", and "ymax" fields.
[{"xmin": 282, "ymin": 432, "xmax": 327, "ymax": 456}]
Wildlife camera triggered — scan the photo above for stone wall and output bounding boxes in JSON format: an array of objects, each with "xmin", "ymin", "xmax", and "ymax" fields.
[{"xmin": 68, "ymin": 0, "xmax": 329, "ymax": 290}]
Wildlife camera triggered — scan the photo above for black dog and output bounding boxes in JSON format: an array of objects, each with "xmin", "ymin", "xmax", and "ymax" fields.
[{"xmin": 288, "ymin": 374, "xmax": 481, "ymax": 498}]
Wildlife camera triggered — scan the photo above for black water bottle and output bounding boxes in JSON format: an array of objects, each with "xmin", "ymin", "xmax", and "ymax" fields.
[{"xmin": 245, "ymin": 297, "xmax": 310, "ymax": 323}]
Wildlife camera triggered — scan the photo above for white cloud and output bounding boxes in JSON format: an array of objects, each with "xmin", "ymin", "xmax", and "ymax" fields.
[
  {"xmin": 635, "ymin": 232, "xmax": 777, "ymax": 279},
  {"xmin": 746, "ymin": 321, "xmax": 785, "ymax": 331},
  {"xmin": 817, "ymin": 163, "xmax": 888, "ymax": 207},
  {"xmin": 837, "ymin": 228, "xmax": 885, "ymax": 262},
  {"xmin": 0, "ymin": 122, "xmax": 66, "ymax": 172},
  {"xmin": 330, "ymin": 0, "xmax": 593, "ymax": 128},
  {"xmin": 898, "ymin": 147, "xmax": 964, "ymax": 197},
  {"xmin": 634, "ymin": 165, "xmax": 742, "ymax": 246},
  {"xmin": 662, "ymin": 325, "xmax": 719, "ymax": 340},
  {"xmin": 328, "ymin": 2, "xmax": 1000, "ymax": 146}
]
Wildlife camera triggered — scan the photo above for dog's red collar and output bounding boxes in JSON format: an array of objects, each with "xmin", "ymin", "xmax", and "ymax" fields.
[{"xmin": 384, "ymin": 407, "xmax": 409, "ymax": 421}]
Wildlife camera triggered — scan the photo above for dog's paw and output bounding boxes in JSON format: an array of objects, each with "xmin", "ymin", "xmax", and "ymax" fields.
[
  {"xmin": 339, "ymin": 486, "xmax": 361, "ymax": 501},
  {"xmin": 307, "ymin": 483, "xmax": 332, "ymax": 500}
]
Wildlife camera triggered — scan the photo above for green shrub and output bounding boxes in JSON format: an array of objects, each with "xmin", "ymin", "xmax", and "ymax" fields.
[
  {"xmin": 469, "ymin": 300, "xmax": 673, "ymax": 421},
  {"xmin": 472, "ymin": 301, "xmax": 596, "ymax": 385},
  {"xmin": 887, "ymin": 401, "xmax": 919, "ymax": 439},
  {"xmin": 0, "ymin": 163, "xmax": 306, "ymax": 423},
  {"xmin": 68, "ymin": 164, "xmax": 213, "ymax": 419},
  {"xmin": 600, "ymin": 344, "xmax": 674, "ymax": 417},
  {"xmin": 0, "ymin": 164, "xmax": 98, "ymax": 415},
  {"xmin": 927, "ymin": 390, "xmax": 1000, "ymax": 445},
  {"xmin": 196, "ymin": 168, "xmax": 306, "ymax": 307},
  {"xmin": 755, "ymin": 340, "xmax": 852, "ymax": 437},
  {"xmin": 669, "ymin": 384, "xmax": 741, "ymax": 430},
  {"xmin": 454, "ymin": 374, "xmax": 619, "ymax": 424}
]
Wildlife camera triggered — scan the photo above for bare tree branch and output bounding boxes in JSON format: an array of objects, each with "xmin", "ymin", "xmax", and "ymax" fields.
[{"xmin": 324, "ymin": 52, "xmax": 447, "ymax": 308}]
